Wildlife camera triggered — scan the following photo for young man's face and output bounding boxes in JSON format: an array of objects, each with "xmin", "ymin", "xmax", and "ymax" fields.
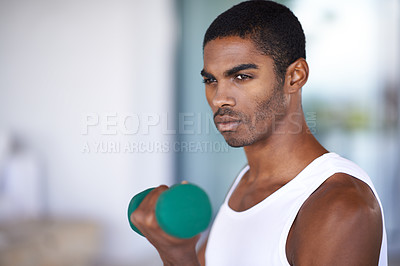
[{"xmin": 202, "ymin": 36, "xmax": 287, "ymax": 147}]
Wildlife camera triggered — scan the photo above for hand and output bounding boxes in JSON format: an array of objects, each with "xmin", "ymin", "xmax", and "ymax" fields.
[{"xmin": 130, "ymin": 185, "xmax": 201, "ymax": 266}]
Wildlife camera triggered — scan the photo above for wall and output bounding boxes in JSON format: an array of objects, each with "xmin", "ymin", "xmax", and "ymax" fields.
[{"xmin": 0, "ymin": 0, "xmax": 177, "ymax": 264}]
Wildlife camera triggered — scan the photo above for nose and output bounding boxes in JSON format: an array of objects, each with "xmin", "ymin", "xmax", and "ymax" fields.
[{"xmin": 211, "ymin": 81, "xmax": 236, "ymax": 108}]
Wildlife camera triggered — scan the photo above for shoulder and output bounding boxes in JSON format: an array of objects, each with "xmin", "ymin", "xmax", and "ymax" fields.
[
  {"xmin": 298, "ymin": 172, "xmax": 381, "ymax": 221},
  {"xmin": 287, "ymin": 173, "xmax": 383, "ymax": 266}
]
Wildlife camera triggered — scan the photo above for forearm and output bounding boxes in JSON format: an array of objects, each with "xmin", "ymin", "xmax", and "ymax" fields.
[{"xmin": 159, "ymin": 249, "xmax": 200, "ymax": 266}]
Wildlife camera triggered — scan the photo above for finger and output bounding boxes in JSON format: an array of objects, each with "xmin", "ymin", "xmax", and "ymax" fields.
[
  {"xmin": 141, "ymin": 185, "xmax": 169, "ymax": 207},
  {"xmin": 132, "ymin": 185, "xmax": 169, "ymax": 218},
  {"xmin": 130, "ymin": 185, "xmax": 169, "ymax": 232},
  {"xmin": 181, "ymin": 180, "xmax": 189, "ymax": 184}
]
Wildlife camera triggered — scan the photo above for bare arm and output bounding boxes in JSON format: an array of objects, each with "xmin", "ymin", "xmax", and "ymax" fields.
[{"xmin": 287, "ymin": 173, "xmax": 383, "ymax": 266}]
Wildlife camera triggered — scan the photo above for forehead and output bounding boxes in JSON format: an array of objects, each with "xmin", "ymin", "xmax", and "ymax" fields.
[{"xmin": 203, "ymin": 36, "xmax": 274, "ymax": 73}]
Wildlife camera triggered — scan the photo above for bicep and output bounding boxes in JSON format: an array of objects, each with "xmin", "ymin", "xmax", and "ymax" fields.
[
  {"xmin": 288, "ymin": 175, "xmax": 383, "ymax": 266},
  {"xmin": 294, "ymin": 210, "xmax": 381, "ymax": 265}
]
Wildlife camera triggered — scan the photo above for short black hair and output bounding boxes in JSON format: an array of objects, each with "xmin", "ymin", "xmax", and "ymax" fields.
[{"xmin": 203, "ymin": 0, "xmax": 306, "ymax": 83}]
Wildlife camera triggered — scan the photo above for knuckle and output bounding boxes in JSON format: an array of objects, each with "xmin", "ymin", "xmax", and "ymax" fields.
[
  {"xmin": 144, "ymin": 214, "xmax": 158, "ymax": 229},
  {"xmin": 157, "ymin": 185, "xmax": 169, "ymax": 191},
  {"xmin": 144, "ymin": 213, "xmax": 154, "ymax": 225},
  {"xmin": 130, "ymin": 210, "xmax": 143, "ymax": 224}
]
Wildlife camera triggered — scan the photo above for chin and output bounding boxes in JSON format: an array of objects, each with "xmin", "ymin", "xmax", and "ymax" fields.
[
  {"xmin": 224, "ymin": 136, "xmax": 256, "ymax": 148},
  {"xmin": 226, "ymin": 142, "xmax": 244, "ymax": 148}
]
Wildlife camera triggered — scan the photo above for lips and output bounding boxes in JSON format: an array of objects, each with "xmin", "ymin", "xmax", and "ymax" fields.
[{"xmin": 214, "ymin": 116, "xmax": 241, "ymax": 132}]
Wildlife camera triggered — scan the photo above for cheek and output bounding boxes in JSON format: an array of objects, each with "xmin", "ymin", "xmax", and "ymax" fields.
[{"xmin": 205, "ymin": 87, "xmax": 215, "ymax": 107}]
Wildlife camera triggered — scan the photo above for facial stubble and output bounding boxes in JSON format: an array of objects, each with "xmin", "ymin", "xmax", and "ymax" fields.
[{"xmin": 218, "ymin": 83, "xmax": 287, "ymax": 147}]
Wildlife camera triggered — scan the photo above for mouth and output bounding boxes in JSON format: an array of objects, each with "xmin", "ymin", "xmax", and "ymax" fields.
[{"xmin": 215, "ymin": 116, "xmax": 241, "ymax": 132}]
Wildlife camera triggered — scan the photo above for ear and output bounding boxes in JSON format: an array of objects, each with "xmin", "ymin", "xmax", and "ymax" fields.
[{"xmin": 284, "ymin": 58, "xmax": 309, "ymax": 94}]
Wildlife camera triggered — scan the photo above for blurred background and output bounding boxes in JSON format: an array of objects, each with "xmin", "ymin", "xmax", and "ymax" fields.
[{"xmin": 0, "ymin": 0, "xmax": 399, "ymax": 265}]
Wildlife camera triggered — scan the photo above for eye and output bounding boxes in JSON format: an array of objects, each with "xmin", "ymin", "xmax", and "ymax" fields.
[
  {"xmin": 235, "ymin": 74, "xmax": 252, "ymax": 81},
  {"xmin": 202, "ymin": 78, "xmax": 217, "ymax": 84}
]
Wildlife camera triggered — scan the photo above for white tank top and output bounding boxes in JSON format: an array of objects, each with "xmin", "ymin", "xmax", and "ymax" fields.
[{"xmin": 205, "ymin": 153, "xmax": 387, "ymax": 266}]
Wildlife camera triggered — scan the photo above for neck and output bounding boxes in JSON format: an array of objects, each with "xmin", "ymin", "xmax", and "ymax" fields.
[{"xmin": 243, "ymin": 113, "xmax": 327, "ymax": 183}]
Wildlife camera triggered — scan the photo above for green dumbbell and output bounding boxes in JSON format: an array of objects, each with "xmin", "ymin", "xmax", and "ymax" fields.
[{"xmin": 127, "ymin": 183, "xmax": 212, "ymax": 239}]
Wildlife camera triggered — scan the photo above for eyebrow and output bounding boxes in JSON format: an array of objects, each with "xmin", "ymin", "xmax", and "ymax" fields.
[
  {"xmin": 224, "ymin": 63, "xmax": 259, "ymax": 77},
  {"xmin": 200, "ymin": 63, "xmax": 259, "ymax": 79},
  {"xmin": 200, "ymin": 69, "xmax": 214, "ymax": 79}
]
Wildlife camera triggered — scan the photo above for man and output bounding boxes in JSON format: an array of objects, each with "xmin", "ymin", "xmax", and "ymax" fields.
[{"xmin": 131, "ymin": 1, "xmax": 387, "ymax": 265}]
